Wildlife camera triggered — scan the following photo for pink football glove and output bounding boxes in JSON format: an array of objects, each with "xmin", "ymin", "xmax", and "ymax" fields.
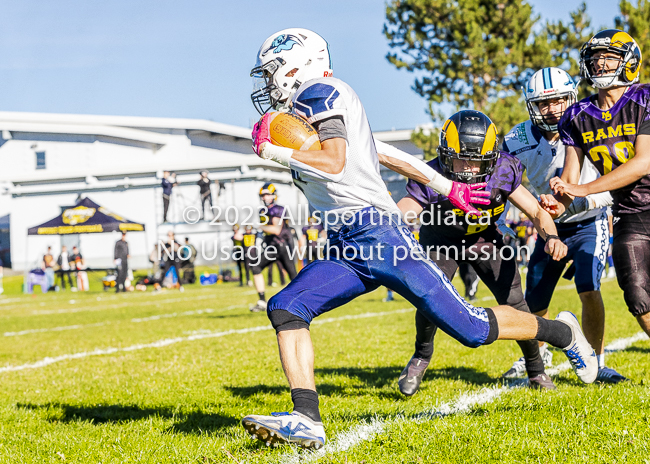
[
  {"xmin": 252, "ymin": 113, "xmax": 272, "ymax": 155},
  {"xmin": 447, "ymin": 181, "xmax": 490, "ymax": 216}
]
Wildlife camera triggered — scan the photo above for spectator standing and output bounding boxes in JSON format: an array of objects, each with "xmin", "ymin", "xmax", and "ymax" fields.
[
  {"xmin": 241, "ymin": 225, "xmax": 256, "ymax": 286},
  {"xmin": 43, "ymin": 246, "xmax": 55, "ymax": 291},
  {"xmin": 69, "ymin": 246, "xmax": 86, "ymax": 290},
  {"xmin": 70, "ymin": 246, "xmax": 83, "ymax": 273},
  {"xmin": 57, "ymin": 245, "xmax": 74, "ymax": 290},
  {"xmin": 161, "ymin": 231, "xmax": 182, "ymax": 289},
  {"xmin": 161, "ymin": 171, "xmax": 176, "ymax": 223},
  {"xmin": 149, "ymin": 244, "xmax": 161, "ymax": 276},
  {"xmin": 114, "ymin": 232, "xmax": 130, "ymax": 292},
  {"xmin": 180, "ymin": 236, "xmax": 197, "ymax": 284},
  {"xmin": 232, "ymin": 225, "xmax": 247, "ymax": 286},
  {"xmin": 197, "ymin": 171, "xmax": 213, "ymax": 220}
]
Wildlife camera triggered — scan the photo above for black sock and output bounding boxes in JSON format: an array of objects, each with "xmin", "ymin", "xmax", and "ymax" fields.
[
  {"xmin": 535, "ymin": 318, "xmax": 572, "ymax": 349},
  {"xmin": 258, "ymin": 292, "xmax": 265, "ymax": 301},
  {"xmin": 516, "ymin": 340, "xmax": 545, "ymax": 378},
  {"xmin": 414, "ymin": 340, "xmax": 434, "ymax": 360},
  {"xmin": 414, "ymin": 310, "xmax": 437, "ymax": 359},
  {"xmin": 291, "ymin": 388, "xmax": 321, "ymax": 423}
]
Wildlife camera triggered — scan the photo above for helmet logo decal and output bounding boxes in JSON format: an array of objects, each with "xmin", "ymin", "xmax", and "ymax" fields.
[{"xmin": 263, "ymin": 34, "xmax": 302, "ymax": 56}]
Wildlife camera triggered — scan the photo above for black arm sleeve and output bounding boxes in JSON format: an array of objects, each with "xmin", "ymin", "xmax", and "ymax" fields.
[
  {"xmin": 312, "ymin": 116, "xmax": 348, "ymax": 142},
  {"xmin": 638, "ymin": 117, "xmax": 650, "ymax": 135}
]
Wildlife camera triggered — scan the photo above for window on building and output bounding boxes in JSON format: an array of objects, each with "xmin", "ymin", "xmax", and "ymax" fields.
[{"xmin": 36, "ymin": 151, "xmax": 46, "ymax": 170}]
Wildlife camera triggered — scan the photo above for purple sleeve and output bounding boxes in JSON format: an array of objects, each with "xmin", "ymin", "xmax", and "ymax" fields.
[
  {"xmin": 268, "ymin": 205, "xmax": 285, "ymax": 218},
  {"xmin": 558, "ymin": 108, "xmax": 578, "ymax": 148},
  {"xmin": 490, "ymin": 153, "xmax": 522, "ymax": 194},
  {"xmin": 640, "ymin": 84, "xmax": 650, "ymax": 130},
  {"xmin": 405, "ymin": 179, "xmax": 440, "ymax": 207},
  {"xmin": 511, "ymin": 156, "xmax": 523, "ymax": 192}
]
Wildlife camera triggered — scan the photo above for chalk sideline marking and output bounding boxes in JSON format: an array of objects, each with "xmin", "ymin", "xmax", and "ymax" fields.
[
  {"xmin": 0, "ymin": 308, "xmax": 414, "ymax": 374},
  {"xmin": 280, "ymin": 330, "xmax": 649, "ymax": 463},
  {"xmin": 2, "ymin": 307, "xmax": 237, "ymax": 337}
]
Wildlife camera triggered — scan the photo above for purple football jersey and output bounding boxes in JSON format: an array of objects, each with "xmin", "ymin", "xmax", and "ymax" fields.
[
  {"xmin": 302, "ymin": 223, "xmax": 324, "ymax": 249},
  {"xmin": 260, "ymin": 204, "xmax": 287, "ymax": 245},
  {"xmin": 406, "ymin": 153, "xmax": 522, "ymax": 245},
  {"xmin": 559, "ymin": 83, "xmax": 650, "ymax": 215}
]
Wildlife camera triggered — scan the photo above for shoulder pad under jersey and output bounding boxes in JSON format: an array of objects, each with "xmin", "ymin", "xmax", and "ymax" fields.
[{"xmin": 293, "ymin": 77, "xmax": 347, "ymax": 124}]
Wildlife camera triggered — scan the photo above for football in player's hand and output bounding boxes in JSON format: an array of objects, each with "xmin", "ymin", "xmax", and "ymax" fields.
[{"xmin": 266, "ymin": 112, "xmax": 321, "ymax": 151}]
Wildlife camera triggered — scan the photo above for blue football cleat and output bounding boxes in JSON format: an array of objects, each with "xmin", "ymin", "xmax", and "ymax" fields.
[
  {"xmin": 242, "ymin": 411, "xmax": 326, "ymax": 449},
  {"xmin": 596, "ymin": 366, "xmax": 628, "ymax": 384}
]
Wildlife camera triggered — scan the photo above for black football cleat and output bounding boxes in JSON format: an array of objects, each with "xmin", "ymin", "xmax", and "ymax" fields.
[
  {"xmin": 398, "ymin": 356, "xmax": 430, "ymax": 396},
  {"xmin": 528, "ymin": 373, "xmax": 557, "ymax": 390}
]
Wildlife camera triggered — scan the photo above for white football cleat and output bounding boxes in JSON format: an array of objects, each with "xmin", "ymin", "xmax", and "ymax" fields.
[
  {"xmin": 249, "ymin": 300, "xmax": 267, "ymax": 313},
  {"xmin": 242, "ymin": 411, "xmax": 326, "ymax": 449},
  {"xmin": 501, "ymin": 355, "xmax": 527, "ymax": 379},
  {"xmin": 540, "ymin": 343, "xmax": 553, "ymax": 367},
  {"xmin": 555, "ymin": 311, "xmax": 598, "ymax": 384}
]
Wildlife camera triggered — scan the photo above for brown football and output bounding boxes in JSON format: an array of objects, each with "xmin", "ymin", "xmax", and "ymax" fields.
[{"xmin": 267, "ymin": 112, "xmax": 321, "ymax": 151}]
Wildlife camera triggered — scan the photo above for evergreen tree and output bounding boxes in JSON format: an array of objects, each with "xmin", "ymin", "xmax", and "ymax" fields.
[{"xmin": 384, "ymin": 0, "xmax": 591, "ymax": 157}]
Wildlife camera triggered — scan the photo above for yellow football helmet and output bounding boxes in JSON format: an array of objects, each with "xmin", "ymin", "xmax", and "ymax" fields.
[
  {"xmin": 579, "ymin": 29, "xmax": 642, "ymax": 89},
  {"xmin": 437, "ymin": 110, "xmax": 499, "ymax": 184},
  {"xmin": 259, "ymin": 182, "xmax": 277, "ymax": 206}
]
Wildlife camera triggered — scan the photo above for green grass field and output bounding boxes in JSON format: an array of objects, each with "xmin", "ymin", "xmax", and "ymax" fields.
[{"xmin": 0, "ymin": 271, "xmax": 647, "ymax": 463}]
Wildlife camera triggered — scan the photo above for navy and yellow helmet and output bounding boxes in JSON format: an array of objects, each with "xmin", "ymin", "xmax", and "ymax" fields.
[
  {"xmin": 437, "ymin": 110, "xmax": 499, "ymax": 184},
  {"xmin": 580, "ymin": 29, "xmax": 642, "ymax": 89},
  {"xmin": 259, "ymin": 182, "xmax": 277, "ymax": 205},
  {"xmin": 259, "ymin": 182, "xmax": 276, "ymax": 196}
]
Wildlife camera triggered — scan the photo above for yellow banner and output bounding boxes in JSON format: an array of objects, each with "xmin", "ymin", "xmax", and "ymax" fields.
[
  {"xmin": 119, "ymin": 223, "xmax": 144, "ymax": 232},
  {"xmin": 37, "ymin": 225, "xmax": 104, "ymax": 235}
]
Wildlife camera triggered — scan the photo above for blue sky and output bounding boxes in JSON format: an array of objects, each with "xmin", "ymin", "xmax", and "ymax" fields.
[{"xmin": 0, "ymin": 0, "xmax": 617, "ymax": 131}]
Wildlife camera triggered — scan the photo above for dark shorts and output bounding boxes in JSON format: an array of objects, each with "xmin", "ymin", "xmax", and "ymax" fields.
[
  {"xmin": 267, "ymin": 207, "xmax": 492, "ymax": 348},
  {"xmin": 250, "ymin": 242, "xmax": 297, "ymax": 280},
  {"xmin": 421, "ymin": 235, "xmax": 529, "ymax": 312},
  {"xmin": 612, "ymin": 209, "xmax": 650, "ymax": 316},
  {"xmin": 525, "ymin": 211, "xmax": 609, "ymax": 313}
]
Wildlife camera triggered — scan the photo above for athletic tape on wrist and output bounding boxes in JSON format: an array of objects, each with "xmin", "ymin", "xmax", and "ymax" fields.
[
  {"xmin": 261, "ymin": 144, "xmax": 293, "ymax": 167},
  {"xmin": 426, "ymin": 172, "xmax": 453, "ymax": 196}
]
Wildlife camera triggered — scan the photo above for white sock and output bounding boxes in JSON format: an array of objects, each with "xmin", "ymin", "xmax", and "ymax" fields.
[{"xmin": 597, "ymin": 353, "xmax": 605, "ymax": 369}]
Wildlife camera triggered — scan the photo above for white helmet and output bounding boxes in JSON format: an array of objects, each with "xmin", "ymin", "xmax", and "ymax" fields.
[
  {"xmin": 524, "ymin": 67, "xmax": 577, "ymax": 132},
  {"xmin": 251, "ymin": 28, "xmax": 333, "ymax": 115}
]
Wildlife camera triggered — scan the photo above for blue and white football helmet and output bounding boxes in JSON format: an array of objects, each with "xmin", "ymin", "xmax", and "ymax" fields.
[
  {"xmin": 524, "ymin": 67, "xmax": 578, "ymax": 132},
  {"xmin": 251, "ymin": 28, "xmax": 333, "ymax": 115}
]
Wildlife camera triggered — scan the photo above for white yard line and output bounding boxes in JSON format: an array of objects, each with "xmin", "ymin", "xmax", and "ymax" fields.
[
  {"xmin": 2, "ymin": 307, "xmax": 235, "ymax": 337},
  {"xmin": 3, "ymin": 321, "xmax": 114, "ymax": 337},
  {"xmin": 281, "ymin": 330, "xmax": 649, "ymax": 463},
  {"xmin": 0, "ymin": 308, "xmax": 414, "ymax": 373},
  {"xmin": 31, "ymin": 294, "xmax": 216, "ymax": 316},
  {"xmin": 0, "ymin": 293, "xmax": 221, "ymax": 318},
  {"xmin": 130, "ymin": 308, "xmax": 216, "ymax": 322}
]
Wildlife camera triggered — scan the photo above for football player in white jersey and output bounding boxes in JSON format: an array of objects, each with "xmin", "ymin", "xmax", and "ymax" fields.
[
  {"xmin": 501, "ymin": 67, "xmax": 625, "ymax": 383},
  {"xmin": 242, "ymin": 29, "xmax": 597, "ymax": 450}
]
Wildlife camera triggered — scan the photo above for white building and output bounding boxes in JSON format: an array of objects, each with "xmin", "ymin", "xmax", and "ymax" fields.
[{"xmin": 0, "ymin": 112, "xmax": 423, "ymax": 271}]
